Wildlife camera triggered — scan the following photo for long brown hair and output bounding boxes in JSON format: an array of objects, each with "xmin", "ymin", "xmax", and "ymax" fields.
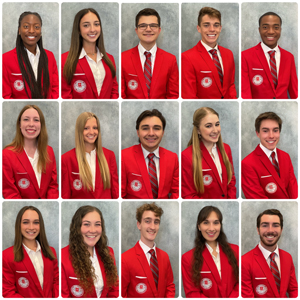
[
  {"xmin": 63, "ymin": 8, "xmax": 116, "ymax": 84},
  {"xmin": 187, "ymin": 107, "xmax": 232, "ymax": 194},
  {"xmin": 69, "ymin": 206, "xmax": 118, "ymax": 294},
  {"xmin": 192, "ymin": 206, "xmax": 238, "ymax": 285},
  {"xmin": 14, "ymin": 206, "xmax": 56, "ymax": 262}
]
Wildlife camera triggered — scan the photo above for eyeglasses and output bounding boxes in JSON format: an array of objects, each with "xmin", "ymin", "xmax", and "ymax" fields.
[{"xmin": 137, "ymin": 23, "xmax": 160, "ymax": 30}]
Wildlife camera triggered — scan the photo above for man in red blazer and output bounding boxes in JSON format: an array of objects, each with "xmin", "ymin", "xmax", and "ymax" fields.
[
  {"xmin": 242, "ymin": 112, "xmax": 298, "ymax": 199},
  {"xmin": 122, "ymin": 203, "xmax": 175, "ymax": 298},
  {"xmin": 242, "ymin": 209, "xmax": 298, "ymax": 298},
  {"xmin": 122, "ymin": 109, "xmax": 179, "ymax": 199},
  {"xmin": 181, "ymin": 7, "xmax": 237, "ymax": 99},
  {"xmin": 121, "ymin": 8, "xmax": 179, "ymax": 99},
  {"xmin": 242, "ymin": 12, "xmax": 298, "ymax": 99}
]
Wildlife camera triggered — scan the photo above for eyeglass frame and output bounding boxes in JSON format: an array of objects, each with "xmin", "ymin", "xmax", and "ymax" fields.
[{"xmin": 137, "ymin": 23, "xmax": 160, "ymax": 30}]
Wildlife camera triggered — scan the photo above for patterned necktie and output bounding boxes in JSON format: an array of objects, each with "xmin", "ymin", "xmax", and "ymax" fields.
[
  {"xmin": 271, "ymin": 151, "xmax": 280, "ymax": 177},
  {"xmin": 209, "ymin": 49, "xmax": 223, "ymax": 86},
  {"xmin": 144, "ymin": 51, "xmax": 152, "ymax": 97},
  {"xmin": 268, "ymin": 50, "xmax": 278, "ymax": 89},
  {"xmin": 148, "ymin": 153, "xmax": 158, "ymax": 199},
  {"xmin": 149, "ymin": 249, "xmax": 159, "ymax": 289},
  {"xmin": 270, "ymin": 252, "xmax": 280, "ymax": 294}
]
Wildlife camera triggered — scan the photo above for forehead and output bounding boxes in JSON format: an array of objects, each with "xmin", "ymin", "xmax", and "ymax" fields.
[
  {"xmin": 85, "ymin": 117, "xmax": 97, "ymax": 126},
  {"xmin": 22, "ymin": 209, "xmax": 39, "ymax": 219},
  {"xmin": 82, "ymin": 211, "xmax": 101, "ymax": 221},
  {"xmin": 200, "ymin": 113, "xmax": 219, "ymax": 125},
  {"xmin": 141, "ymin": 210, "xmax": 160, "ymax": 220},
  {"xmin": 201, "ymin": 14, "xmax": 220, "ymax": 24},
  {"xmin": 139, "ymin": 116, "xmax": 163, "ymax": 127},
  {"xmin": 259, "ymin": 119, "xmax": 279, "ymax": 129},
  {"xmin": 205, "ymin": 211, "xmax": 219, "ymax": 220},
  {"xmin": 21, "ymin": 14, "xmax": 41, "ymax": 24},
  {"xmin": 260, "ymin": 214, "xmax": 280, "ymax": 224},
  {"xmin": 81, "ymin": 12, "xmax": 99, "ymax": 23},
  {"xmin": 138, "ymin": 15, "xmax": 158, "ymax": 24},
  {"xmin": 22, "ymin": 108, "xmax": 39, "ymax": 117},
  {"xmin": 260, "ymin": 15, "xmax": 281, "ymax": 26}
]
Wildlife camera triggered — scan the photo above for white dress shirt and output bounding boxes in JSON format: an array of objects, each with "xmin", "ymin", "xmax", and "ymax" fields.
[
  {"xmin": 24, "ymin": 148, "xmax": 41, "ymax": 188},
  {"xmin": 139, "ymin": 240, "xmax": 157, "ymax": 265},
  {"xmin": 85, "ymin": 148, "xmax": 96, "ymax": 191},
  {"xmin": 141, "ymin": 144, "xmax": 160, "ymax": 186},
  {"xmin": 210, "ymin": 144, "xmax": 222, "ymax": 181},
  {"xmin": 90, "ymin": 247, "xmax": 104, "ymax": 298},
  {"xmin": 258, "ymin": 242, "xmax": 281, "ymax": 274},
  {"xmin": 261, "ymin": 42, "xmax": 281, "ymax": 76},
  {"xmin": 25, "ymin": 44, "xmax": 40, "ymax": 80},
  {"xmin": 260, "ymin": 143, "xmax": 279, "ymax": 166},
  {"xmin": 206, "ymin": 242, "xmax": 221, "ymax": 277},
  {"xmin": 201, "ymin": 40, "xmax": 224, "ymax": 72},
  {"xmin": 138, "ymin": 43, "xmax": 157, "ymax": 73}
]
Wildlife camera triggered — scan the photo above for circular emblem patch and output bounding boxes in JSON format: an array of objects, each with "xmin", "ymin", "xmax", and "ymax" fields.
[
  {"xmin": 252, "ymin": 75, "xmax": 263, "ymax": 86},
  {"xmin": 73, "ymin": 80, "xmax": 86, "ymax": 93},
  {"xmin": 201, "ymin": 77, "xmax": 212, "ymax": 88},
  {"xmin": 265, "ymin": 182, "xmax": 277, "ymax": 194},
  {"xmin": 18, "ymin": 277, "xmax": 29, "ymax": 288},
  {"xmin": 73, "ymin": 179, "xmax": 82, "ymax": 190},
  {"xmin": 131, "ymin": 180, "xmax": 142, "ymax": 192},
  {"xmin": 203, "ymin": 174, "xmax": 213, "ymax": 186},
  {"xmin": 18, "ymin": 178, "xmax": 30, "ymax": 189},
  {"xmin": 128, "ymin": 79, "xmax": 138, "ymax": 90},
  {"xmin": 256, "ymin": 284, "xmax": 268, "ymax": 295},
  {"xmin": 135, "ymin": 283, "xmax": 147, "ymax": 294},
  {"xmin": 71, "ymin": 285, "xmax": 84, "ymax": 297},
  {"xmin": 200, "ymin": 278, "xmax": 212, "ymax": 290},
  {"xmin": 14, "ymin": 80, "xmax": 24, "ymax": 91}
]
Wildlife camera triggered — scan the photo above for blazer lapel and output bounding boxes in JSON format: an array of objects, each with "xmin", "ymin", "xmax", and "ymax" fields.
[
  {"xmin": 279, "ymin": 249, "xmax": 289, "ymax": 297},
  {"xmin": 219, "ymin": 246, "xmax": 233, "ymax": 297},
  {"xmin": 277, "ymin": 46, "xmax": 286, "ymax": 88},
  {"xmin": 151, "ymin": 48, "xmax": 163, "ymax": 94},
  {"xmin": 158, "ymin": 148, "xmax": 165, "ymax": 198},
  {"xmin": 99, "ymin": 59, "xmax": 111, "ymax": 98},
  {"xmin": 217, "ymin": 146, "xmax": 228, "ymax": 194},
  {"xmin": 78, "ymin": 58, "xmax": 98, "ymax": 98},
  {"xmin": 92, "ymin": 154, "xmax": 100, "ymax": 199},
  {"xmin": 202, "ymin": 247, "xmax": 222, "ymax": 285},
  {"xmin": 97, "ymin": 250, "xmax": 107, "ymax": 298}
]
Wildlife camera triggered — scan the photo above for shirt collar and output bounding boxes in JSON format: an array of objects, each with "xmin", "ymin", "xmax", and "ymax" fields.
[
  {"xmin": 141, "ymin": 144, "xmax": 160, "ymax": 159},
  {"xmin": 139, "ymin": 239, "xmax": 156, "ymax": 255},
  {"xmin": 260, "ymin": 41, "xmax": 280, "ymax": 55},
  {"xmin": 79, "ymin": 47, "xmax": 103, "ymax": 62},
  {"xmin": 205, "ymin": 242, "xmax": 219, "ymax": 254},
  {"xmin": 258, "ymin": 241, "xmax": 279, "ymax": 260},
  {"xmin": 138, "ymin": 42, "xmax": 157, "ymax": 58},
  {"xmin": 24, "ymin": 148, "xmax": 39, "ymax": 160},
  {"xmin": 259, "ymin": 143, "xmax": 277, "ymax": 159},
  {"xmin": 86, "ymin": 148, "xmax": 96, "ymax": 156},
  {"xmin": 201, "ymin": 40, "xmax": 219, "ymax": 52},
  {"xmin": 23, "ymin": 240, "xmax": 41, "ymax": 254},
  {"xmin": 25, "ymin": 44, "xmax": 40, "ymax": 58}
]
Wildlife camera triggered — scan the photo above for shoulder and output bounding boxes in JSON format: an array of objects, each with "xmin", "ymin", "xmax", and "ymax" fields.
[
  {"xmin": 242, "ymin": 247, "xmax": 256, "ymax": 260},
  {"xmin": 106, "ymin": 52, "xmax": 115, "ymax": 60},
  {"xmin": 44, "ymin": 49, "xmax": 55, "ymax": 59},
  {"xmin": 157, "ymin": 48, "xmax": 176, "ymax": 60},
  {"xmin": 242, "ymin": 149, "xmax": 257, "ymax": 165},
  {"xmin": 182, "ymin": 43, "xmax": 199, "ymax": 57},
  {"xmin": 279, "ymin": 248, "xmax": 293, "ymax": 260},
  {"xmin": 61, "ymin": 245, "xmax": 70, "ymax": 257},
  {"xmin": 229, "ymin": 243, "xmax": 239, "ymax": 254},
  {"xmin": 102, "ymin": 147, "xmax": 115, "ymax": 158},
  {"xmin": 218, "ymin": 45, "xmax": 233, "ymax": 55},
  {"xmin": 122, "ymin": 47, "xmax": 136, "ymax": 57},
  {"xmin": 3, "ymin": 147, "xmax": 16, "ymax": 157},
  {"xmin": 3, "ymin": 246, "xmax": 15, "ymax": 262},
  {"xmin": 182, "ymin": 144, "xmax": 193, "ymax": 157},
  {"xmin": 61, "ymin": 51, "xmax": 69, "ymax": 63},
  {"xmin": 277, "ymin": 148, "xmax": 290, "ymax": 157},
  {"xmin": 122, "ymin": 245, "xmax": 136, "ymax": 259},
  {"xmin": 160, "ymin": 147, "xmax": 177, "ymax": 157},
  {"xmin": 122, "ymin": 144, "xmax": 139, "ymax": 155},
  {"xmin": 223, "ymin": 143, "xmax": 232, "ymax": 151},
  {"xmin": 3, "ymin": 48, "xmax": 16, "ymax": 59},
  {"xmin": 182, "ymin": 248, "xmax": 195, "ymax": 262},
  {"xmin": 156, "ymin": 247, "xmax": 170, "ymax": 259},
  {"xmin": 47, "ymin": 145, "xmax": 54, "ymax": 155},
  {"xmin": 279, "ymin": 46, "xmax": 294, "ymax": 58},
  {"xmin": 242, "ymin": 45, "xmax": 259, "ymax": 57},
  {"xmin": 62, "ymin": 148, "xmax": 76, "ymax": 160}
]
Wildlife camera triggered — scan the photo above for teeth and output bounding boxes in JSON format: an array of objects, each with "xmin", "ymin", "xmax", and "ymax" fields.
[
  {"xmin": 27, "ymin": 36, "xmax": 36, "ymax": 39},
  {"xmin": 88, "ymin": 35, "xmax": 96, "ymax": 37},
  {"xmin": 86, "ymin": 235, "xmax": 96, "ymax": 238},
  {"xmin": 266, "ymin": 141, "xmax": 275, "ymax": 143},
  {"xmin": 208, "ymin": 34, "xmax": 216, "ymax": 37}
]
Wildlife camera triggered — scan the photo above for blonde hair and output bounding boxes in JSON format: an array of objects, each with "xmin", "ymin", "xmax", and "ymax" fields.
[
  {"xmin": 75, "ymin": 112, "xmax": 110, "ymax": 191},
  {"xmin": 187, "ymin": 107, "xmax": 232, "ymax": 194}
]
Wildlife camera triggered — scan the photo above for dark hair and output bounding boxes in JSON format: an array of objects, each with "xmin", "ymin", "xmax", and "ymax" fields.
[
  {"xmin": 17, "ymin": 12, "xmax": 50, "ymax": 98},
  {"xmin": 136, "ymin": 202, "xmax": 164, "ymax": 223},
  {"xmin": 257, "ymin": 209, "xmax": 283, "ymax": 229},
  {"xmin": 135, "ymin": 8, "xmax": 161, "ymax": 27},
  {"xmin": 255, "ymin": 112, "xmax": 282, "ymax": 133},
  {"xmin": 259, "ymin": 12, "xmax": 282, "ymax": 26},
  {"xmin": 136, "ymin": 109, "xmax": 166, "ymax": 130},
  {"xmin": 198, "ymin": 7, "xmax": 221, "ymax": 26}
]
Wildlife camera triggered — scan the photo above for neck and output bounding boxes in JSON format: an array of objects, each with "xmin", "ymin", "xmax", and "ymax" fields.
[
  {"xmin": 261, "ymin": 242, "xmax": 277, "ymax": 252},
  {"xmin": 25, "ymin": 44, "xmax": 37, "ymax": 55},
  {"xmin": 85, "ymin": 143, "xmax": 96, "ymax": 154},
  {"xmin": 202, "ymin": 39, "xmax": 217, "ymax": 49},
  {"xmin": 23, "ymin": 238, "xmax": 37, "ymax": 251},
  {"xmin": 23, "ymin": 138, "xmax": 37, "ymax": 151},
  {"xmin": 140, "ymin": 41, "xmax": 155, "ymax": 51},
  {"xmin": 141, "ymin": 237, "xmax": 154, "ymax": 248},
  {"xmin": 83, "ymin": 41, "xmax": 97, "ymax": 55},
  {"xmin": 87, "ymin": 246, "xmax": 93, "ymax": 257},
  {"xmin": 206, "ymin": 240, "xmax": 218, "ymax": 250},
  {"xmin": 201, "ymin": 139, "xmax": 214, "ymax": 153}
]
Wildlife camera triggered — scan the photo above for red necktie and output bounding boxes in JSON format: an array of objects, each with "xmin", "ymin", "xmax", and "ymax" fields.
[
  {"xmin": 270, "ymin": 252, "xmax": 280, "ymax": 294},
  {"xmin": 148, "ymin": 153, "xmax": 158, "ymax": 199},
  {"xmin": 209, "ymin": 49, "xmax": 223, "ymax": 86},
  {"xmin": 149, "ymin": 249, "xmax": 159, "ymax": 288},
  {"xmin": 268, "ymin": 50, "xmax": 278, "ymax": 89},
  {"xmin": 144, "ymin": 51, "xmax": 152, "ymax": 97},
  {"xmin": 271, "ymin": 151, "xmax": 280, "ymax": 177}
]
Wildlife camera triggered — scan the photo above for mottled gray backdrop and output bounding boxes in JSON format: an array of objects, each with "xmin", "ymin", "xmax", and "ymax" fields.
[
  {"xmin": 182, "ymin": 3, "xmax": 239, "ymax": 96},
  {"xmin": 121, "ymin": 201, "xmax": 179, "ymax": 297}
]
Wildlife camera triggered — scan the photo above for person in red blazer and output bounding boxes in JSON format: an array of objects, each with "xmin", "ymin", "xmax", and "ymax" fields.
[
  {"xmin": 121, "ymin": 8, "xmax": 179, "ymax": 99},
  {"xmin": 242, "ymin": 209, "xmax": 298, "ymax": 298},
  {"xmin": 2, "ymin": 104, "xmax": 58, "ymax": 199},
  {"xmin": 62, "ymin": 8, "xmax": 118, "ymax": 99},
  {"xmin": 62, "ymin": 112, "xmax": 118, "ymax": 199},
  {"xmin": 3, "ymin": 206, "xmax": 59, "ymax": 298},
  {"xmin": 3, "ymin": 12, "xmax": 59, "ymax": 99},
  {"xmin": 242, "ymin": 12, "xmax": 298, "ymax": 99},
  {"xmin": 122, "ymin": 109, "xmax": 179, "ymax": 199},
  {"xmin": 181, "ymin": 107, "xmax": 236, "ymax": 199},
  {"xmin": 122, "ymin": 203, "xmax": 175, "ymax": 298},
  {"xmin": 182, "ymin": 7, "xmax": 237, "ymax": 99},
  {"xmin": 242, "ymin": 112, "xmax": 298, "ymax": 199},
  {"xmin": 182, "ymin": 206, "xmax": 239, "ymax": 298},
  {"xmin": 61, "ymin": 206, "xmax": 119, "ymax": 298}
]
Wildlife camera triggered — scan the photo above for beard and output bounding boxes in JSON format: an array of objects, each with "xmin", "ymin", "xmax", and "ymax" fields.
[{"xmin": 259, "ymin": 231, "xmax": 281, "ymax": 249}]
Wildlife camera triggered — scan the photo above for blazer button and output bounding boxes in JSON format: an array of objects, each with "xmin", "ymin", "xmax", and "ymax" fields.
[
  {"xmin": 273, "ymin": 97, "xmax": 276, "ymax": 99},
  {"xmin": 222, "ymin": 194, "xmax": 225, "ymax": 197},
  {"xmin": 221, "ymin": 96, "xmax": 224, "ymax": 99}
]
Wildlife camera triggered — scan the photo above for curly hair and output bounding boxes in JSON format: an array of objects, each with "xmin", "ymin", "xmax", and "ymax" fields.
[
  {"xmin": 192, "ymin": 206, "xmax": 238, "ymax": 285},
  {"xmin": 69, "ymin": 205, "xmax": 118, "ymax": 295},
  {"xmin": 136, "ymin": 202, "xmax": 164, "ymax": 223}
]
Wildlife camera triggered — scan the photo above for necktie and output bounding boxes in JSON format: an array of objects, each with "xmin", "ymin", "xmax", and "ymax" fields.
[
  {"xmin": 148, "ymin": 153, "xmax": 158, "ymax": 199},
  {"xmin": 270, "ymin": 252, "xmax": 280, "ymax": 294},
  {"xmin": 149, "ymin": 249, "xmax": 159, "ymax": 288},
  {"xmin": 209, "ymin": 49, "xmax": 223, "ymax": 86},
  {"xmin": 271, "ymin": 151, "xmax": 280, "ymax": 177},
  {"xmin": 144, "ymin": 51, "xmax": 152, "ymax": 97},
  {"xmin": 268, "ymin": 50, "xmax": 278, "ymax": 89}
]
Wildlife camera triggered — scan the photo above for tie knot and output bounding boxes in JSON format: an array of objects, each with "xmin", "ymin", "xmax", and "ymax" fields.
[
  {"xmin": 270, "ymin": 252, "xmax": 276, "ymax": 260},
  {"xmin": 148, "ymin": 153, "xmax": 155, "ymax": 160},
  {"xmin": 268, "ymin": 50, "xmax": 276, "ymax": 58},
  {"xmin": 209, "ymin": 49, "xmax": 217, "ymax": 56},
  {"xmin": 271, "ymin": 151, "xmax": 276, "ymax": 159},
  {"xmin": 149, "ymin": 249, "xmax": 155, "ymax": 256},
  {"xmin": 144, "ymin": 51, "xmax": 151, "ymax": 59}
]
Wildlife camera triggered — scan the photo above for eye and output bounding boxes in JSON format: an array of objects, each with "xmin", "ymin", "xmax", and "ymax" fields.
[
  {"xmin": 33, "ymin": 221, "xmax": 39, "ymax": 225},
  {"xmin": 22, "ymin": 221, "xmax": 29, "ymax": 224},
  {"xmin": 154, "ymin": 220, "xmax": 160, "ymax": 225}
]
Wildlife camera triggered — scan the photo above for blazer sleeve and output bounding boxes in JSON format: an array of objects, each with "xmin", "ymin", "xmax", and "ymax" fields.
[
  {"xmin": 106, "ymin": 248, "xmax": 119, "ymax": 298},
  {"xmin": 61, "ymin": 55, "xmax": 73, "ymax": 99},
  {"xmin": 170, "ymin": 155, "xmax": 179, "ymax": 199},
  {"xmin": 228, "ymin": 57, "xmax": 237, "ymax": 99},
  {"xmin": 287, "ymin": 258, "xmax": 298, "ymax": 298},
  {"xmin": 229, "ymin": 245, "xmax": 239, "ymax": 298},
  {"xmin": 241, "ymin": 52, "xmax": 252, "ymax": 99},
  {"xmin": 51, "ymin": 248, "xmax": 59, "ymax": 298},
  {"xmin": 110, "ymin": 55, "xmax": 119, "ymax": 99},
  {"xmin": 46, "ymin": 149, "xmax": 59, "ymax": 199},
  {"xmin": 61, "ymin": 260, "xmax": 71, "ymax": 298},
  {"xmin": 121, "ymin": 153, "xmax": 127, "ymax": 198},
  {"xmin": 121, "ymin": 56, "xmax": 127, "ymax": 99},
  {"xmin": 226, "ymin": 145, "xmax": 237, "ymax": 199},
  {"xmin": 166, "ymin": 57, "xmax": 179, "ymax": 99},
  {"xmin": 2, "ymin": 57, "xmax": 13, "ymax": 99},
  {"xmin": 181, "ymin": 52, "xmax": 198, "ymax": 99},
  {"xmin": 108, "ymin": 151, "xmax": 119, "ymax": 199},
  {"xmin": 287, "ymin": 155, "xmax": 298, "ymax": 199},
  {"xmin": 241, "ymin": 255, "xmax": 255, "ymax": 298},
  {"xmin": 165, "ymin": 257, "xmax": 175, "ymax": 298},
  {"xmin": 50, "ymin": 52, "xmax": 59, "ymax": 99},
  {"xmin": 288, "ymin": 55, "xmax": 298, "ymax": 99},
  {"xmin": 121, "ymin": 255, "xmax": 130, "ymax": 297},
  {"xmin": 61, "ymin": 155, "xmax": 71, "ymax": 199}
]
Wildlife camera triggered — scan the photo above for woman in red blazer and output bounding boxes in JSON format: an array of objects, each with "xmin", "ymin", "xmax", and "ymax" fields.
[
  {"xmin": 62, "ymin": 112, "xmax": 118, "ymax": 199},
  {"xmin": 3, "ymin": 206, "xmax": 59, "ymax": 298},
  {"xmin": 2, "ymin": 104, "xmax": 58, "ymax": 199},
  {"xmin": 182, "ymin": 206, "xmax": 239, "ymax": 298},
  {"xmin": 182, "ymin": 107, "xmax": 236, "ymax": 199},
  {"xmin": 61, "ymin": 205, "xmax": 119, "ymax": 298},
  {"xmin": 3, "ymin": 11, "xmax": 59, "ymax": 99},
  {"xmin": 62, "ymin": 8, "xmax": 118, "ymax": 99}
]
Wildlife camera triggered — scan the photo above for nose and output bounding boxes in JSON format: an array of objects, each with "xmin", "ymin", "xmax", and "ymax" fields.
[
  {"xmin": 269, "ymin": 131, "xmax": 274, "ymax": 138},
  {"xmin": 28, "ymin": 25, "xmax": 35, "ymax": 33},
  {"xmin": 149, "ymin": 128, "xmax": 154, "ymax": 135},
  {"xmin": 268, "ymin": 27, "xmax": 275, "ymax": 34},
  {"xmin": 209, "ymin": 24, "xmax": 215, "ymax": 31}
]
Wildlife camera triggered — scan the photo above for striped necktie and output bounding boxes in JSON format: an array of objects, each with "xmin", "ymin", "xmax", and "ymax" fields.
[
  {"xmin": 271, "ymin": 151, "xmax": 280, "ymax": 177},
  {"xmin": 268, "ymin": 50, "xmax": 278, "ymax": 89},
  {"xmin": 149, "ymin": 249, "xmax": 159, "ymax": 289},
  {"xmin": 144, "ymin": 51, "xmax": 152, "ymax": 97},
  {"xmin": 148, "ymin": 153, "xmax": 158, "ymax": 199},
  {"xmin": 270, "ymin": 252, "xmax": 280, "ymax": 294},
  {"xmin": 209, "ymin": 49, "xmax": 223, "ymax": 86}
]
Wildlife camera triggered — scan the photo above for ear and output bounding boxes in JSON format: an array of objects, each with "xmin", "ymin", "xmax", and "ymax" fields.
[
  {"xmin": 256, "ymin": 131, "xmax": 260, "ymax": 138},
  {"xmin": 197, "ymin": 25, "xmax": 201, "ymax": 34},
  {"xmin": 137, "ymin": 221, "xmax": 141, "ymax": 230},
  {"xmin": 219, "ymin": 25, "xmax": 222, "ymax": 32},
  {"xmin": 256, "ymin": 227, "xmax": 260, "ymax": 235},
  {"xmin": 198, "ymin": 224, "xmax": 201, "ymax": 231},
  {"xmin": 135, "ymin": 27, "xmax": 138, "ymax": 35}
]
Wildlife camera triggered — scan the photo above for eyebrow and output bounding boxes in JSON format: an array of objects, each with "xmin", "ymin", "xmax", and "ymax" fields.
[
  {"xmin": 260, "ymin": 222, "xmax": 280, "ymax": 225},
  {"xmin": 22, "ymin": 219, "xmax": 39, "ymax": 221},
  {"xmin": 261, "ymin": 127, "xmax": 279, "ymax": 130},
  {"xmin": 261, "ymin": 23, "xmax": 280, "ymax": 26},
  {"xmin": 202, "ymin": 22, "xmax": 220, "ymax": 25}
]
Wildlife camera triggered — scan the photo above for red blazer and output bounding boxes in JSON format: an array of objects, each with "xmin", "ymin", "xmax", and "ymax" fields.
[
  {"xmin": 3, "ymin": 245, "xmax": 59, "ymax": 298},
  {"xmin": 182, "ymin": 244, "xmax": 239, "ymax": 298},
  {"xmin": 121, "ymin": 144, "xmax": 179, "ymax": 199},
  {"xmin": 61, "ymin": 245, "xmax": 119, "ymax": 298},
  {"xmin": 121, "ymin": 46, "xmax": 179, "ymax": 99},
  {"xmin": 2, "ymin": 146, "xmax": 58, "ymax": 199},
  {"xmin": 242, "ymin": 44, "xmax": 298, "ymax": 99},
  {"xmin": 121, "ymin": 242, "xmax": 175, "ymax": 298},
  {"xmin": 61, "ymin": 148, "xmax": 119, "ymax": 199},
  {"xmin": 181, "ymin": 142, "xmax": 236, "ymax": 199},
  {"xmin": 242, "ymin": 145, "xmax": 298, "ymax": 199},
  {"xmin": 242, "ymin": 245, "xmax": 298, "ymax": 298},
  {"xmin": 61, "ymin": 51, "xmax": 118, "ymax": 99},
  {"xmin": 3, "ymin": 48, "xmax": 59, "ymax": 99},
  {"xmin": 181, "ymin": 41, "xmax": 237, "ymax": 99}
]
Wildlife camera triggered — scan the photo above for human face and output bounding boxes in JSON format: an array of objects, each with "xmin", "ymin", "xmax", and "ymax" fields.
[
  {"xmin": 197, "ymin": 14, "xmax": 222, "ymax": 48},
  {"xmin": 80, "ymin": 12, "xmax": 101, "ymax": 46},
  {"xmin": 18, "ymin": 14, "xmax": 42, "ymax": 53},
  {"xmin": 198, "ymin": 113, "xmax": 220, "ymax": 148},
  {"xmin": 137, "ymin": 210, "xmax": 160, "ymax": 248},
  {"xmin": 137, "ymin": 116, "xmax": 164, "ymax": 152},
  {"xmin": 135, "ymin": 15, "xmax": 161, "ymax": 50},
  {"xmin": 257, "ymin": 214, "xmax": 282, "ymax": 252},
  {"xmin": 198, "ymin": 211, "xmax": 221, "ymax": 247},
  {"xmin": 259, "ymin": 15, "xmax": 281, "ymax": 49},
  {"xmin": 81, "ymin": 211, "xmax": 102, "ymax": 255},
  {"xmin": 256, "ymin": 119, "xmax": 280, "ymax": 151},
  {"xmin": 83, "ymin": 118, "xmax": 98, "ymax": 146},
  {"xmin": 21, "ymin": 210, "xmax": 40, "ymax": 244},
  {"xmin": 20, "ymin": 108, "xmax": 41, "ymax": 141}
]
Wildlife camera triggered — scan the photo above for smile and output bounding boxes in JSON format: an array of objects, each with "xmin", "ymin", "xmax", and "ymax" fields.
[
  {"xmin": 207, "ymin": 34, "xmax": 216, "ymax": 37},
  {"xmin": 25, "ymin": 231, "xmax": 36, "ymax": 235},
  {"xmin": 206, "ymin": 231, "xmax": 217, "ymax": 237},
  {"xmin": 26, "ymin": 36, "xmax": 36, "ymax": 40},
  {"xmin": 147, "ymin": 230, "xmax": 156, "ymax": 235},
  {"xmin": 87, "ymin": 34, "xmax": 97, "ymax": 38},
  {"xmin": 26, "ymin": 129, "xmax": 36, "ymax": 134},
  {"xmin": 266, "ymin": 140, "xmax": 276, "ymax": 143},
  {"xmin": 266, "ymin": 37, "xmax": 275, "ymax": 40}
]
